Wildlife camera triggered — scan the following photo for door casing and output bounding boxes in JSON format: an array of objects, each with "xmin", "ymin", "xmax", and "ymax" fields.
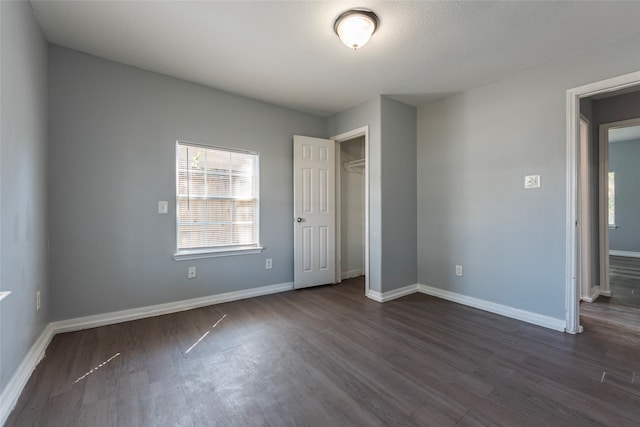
[
  {"xmin": 597, "ymin": 117, "xmax": 640, "ymax": 298},
  {"xmin": 565, "ymin": 71, "xmax": 640, "ymax": 334}
]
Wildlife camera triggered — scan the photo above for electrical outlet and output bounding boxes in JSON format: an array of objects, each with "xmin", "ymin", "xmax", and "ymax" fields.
[
  {"xmin": 188, "ymin": 266, "xmax": 197, "ymax": 279},
  {"xmin": 266, "ymin": 258, "xmax": 272, "ymax": 270},
  {"xmin": 455, "ymin": 265, "xmax": 463, "ymax": 277},
  {"xmin": 524, "ymin": 175, "xmax": 541, "ymax": 189},
  {"xmin": 36, "ymin": 291, "xmax": 41, "ymax": 311},
  {"xmin": 158, "ymin": 201, "xmax": 168, "ymax": 214}
]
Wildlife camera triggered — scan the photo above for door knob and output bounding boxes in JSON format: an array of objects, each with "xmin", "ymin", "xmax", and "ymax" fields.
[{"xmin": 296, "ymin": 217, "xmax": 304, "ymax": 223}]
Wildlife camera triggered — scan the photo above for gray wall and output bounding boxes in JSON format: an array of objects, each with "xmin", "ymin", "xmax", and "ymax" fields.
[
  {"xmin": 608, "ymin": 138, "xmax": 640, "ymax": 252},
  {"xmin": 0, "ymin": 1, "xmax": 49, "ymax": 393},
  {"xmin": 417, "ymin": 33, "xmax": 640, "ymax": 320},
  {"xmin": 48, "ymin": 46, "xmax": 326, "ymax": 320},
  {"xmin": 380, "ymin": 97, "xmax": 417, "ymax": 292},
  {"xmin": 326, "ymin": 96, "xmax": 418, "ymax": 293},
  {"xmin": 326, "ymin": 97, "xmax": 383, "ymax": 292}
]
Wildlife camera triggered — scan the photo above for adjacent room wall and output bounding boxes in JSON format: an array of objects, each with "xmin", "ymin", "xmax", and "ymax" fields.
[
  {"xmin": 608, "ymin": 138, "xmax": 640, "ymax": 253},
  {"xmin": 593, "ymin": 91, "xmax": 640, "ymax": 126},
  {"xmin": 0, "ymin": 0, "xmax": 49, "ymax": 394},
  {"xmin": 592, "ymin": 91, "xmax": 640, "ymax": 256},
  {"xmin": 577, "ymin": 91, "xmax": 640, "ymax": 290},
  {"xmin": 48, "ymin": 46, "xmax": 326, "ymax": 321},
  {"xmin": 417, "ymin": 33, "xmax": 640, "ymax": 321}
]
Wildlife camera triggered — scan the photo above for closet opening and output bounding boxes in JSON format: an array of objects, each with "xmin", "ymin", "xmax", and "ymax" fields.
[{"xmin": 333, "ymin": 126, "xmax": 369, "ymax": 295}]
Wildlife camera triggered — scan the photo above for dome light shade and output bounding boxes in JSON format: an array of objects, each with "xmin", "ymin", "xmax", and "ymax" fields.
[{"xmin": 334, "ymin": 9, "xmax": 379, "ymax": 50}]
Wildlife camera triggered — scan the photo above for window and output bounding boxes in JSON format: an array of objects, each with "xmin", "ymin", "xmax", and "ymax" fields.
[
  {"xmin": 608, "ymin": 171, "xmax": 615, "ymax": 227},
  {"xmin": 174, "ymin": 141, "xmax": 261, "ymax": 259}
]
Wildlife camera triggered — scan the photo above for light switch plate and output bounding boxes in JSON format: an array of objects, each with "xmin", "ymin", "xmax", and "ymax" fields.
[
  {"xmin": 524, "ymin": 175, "xmax": 541, "ymax": 189},
  {"xmin": 158, "ymin": 201, "xmax": 168, "ymax": 214}
]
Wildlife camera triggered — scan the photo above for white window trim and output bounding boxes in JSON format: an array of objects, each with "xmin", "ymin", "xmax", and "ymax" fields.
[
  {"xmin": 173, "ymin": 245, "xmax": 264, "ymax": 261},
  {"xmin": 174, "ymin": 140, "xmax": 261, "ymax": 259}
]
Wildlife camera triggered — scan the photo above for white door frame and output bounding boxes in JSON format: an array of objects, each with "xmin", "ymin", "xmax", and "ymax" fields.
[
  {"xmin": 578, "ymin": 116, "xmax": 595, "ymax": 303},
  {"xmin": 332, "ymin": 126, "xmax": 370, "ymax": 295},
  {"xmin": 598, "ymin": 117, "xmax": 640, "ymax": 297},
  {"xmin": 565, "ymin": 71, "xmax": 640, "ymax": 334}
]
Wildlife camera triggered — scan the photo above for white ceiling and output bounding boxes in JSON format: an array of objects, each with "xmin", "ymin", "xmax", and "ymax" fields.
[{"xmin": 30, "ymin": 1, "xmax": 640, "ymax": 117}]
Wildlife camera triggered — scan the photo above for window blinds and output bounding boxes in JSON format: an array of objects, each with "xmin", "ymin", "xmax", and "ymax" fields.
[{"xmin": 176, "ymin": 142, "xmax": 258, "ymax": 251}]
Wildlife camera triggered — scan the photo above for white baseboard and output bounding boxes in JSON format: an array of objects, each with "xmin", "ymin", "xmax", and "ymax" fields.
[
  {"xmin": 417, "ymin": 284, "xmax": 566, "ymax": 332},
  {"xmin": 0, "ymin": 324, "xmax": 55, "ymax": 426},
  {"xmin": 609, "ymin": 250, "xmax": 640, "ymax": 258},
  {"xmin": 0, "ymin": 281, "xmax": 293, "ymax": 424},
  {"xmin": 367, "ymin": 284, "xmax": 418, "ymax": 303},
  {"xmin": 365, "ymin": 283, "xmax": 565, "ymax": 332},
  {"xmin": 51, "ymin": 282, "xmax": 294, "ymax": 334},
  {"xmin": 581, "ymin": 285, "xmax": 601, "ymax": 303},
  {"xmin": 341, "ymin": 268, "xmax": 363, "ymax": 280},
  {"xmin": 2, "ymin": 279, "xmax": 569, "ymax": 424}
]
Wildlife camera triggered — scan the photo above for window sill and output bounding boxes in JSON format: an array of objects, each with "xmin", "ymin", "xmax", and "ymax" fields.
[
  {"xmin": 173, "ymin": 246, "xmax": 264, "ymax": 261},
  {"xmin": 0, "ymin": 291, "xmax": 11, "ymax": 302}
]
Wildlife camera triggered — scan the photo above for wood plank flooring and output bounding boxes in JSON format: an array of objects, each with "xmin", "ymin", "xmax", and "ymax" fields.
[
  {"xmin": 581, "ymin": 255, "xmax": 640, "ymax": 333},
  {"xmin": 7, "ymin": 276, "xmax": 640, "ymax": 426}
]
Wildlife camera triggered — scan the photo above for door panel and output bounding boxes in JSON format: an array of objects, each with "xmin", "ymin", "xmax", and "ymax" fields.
[{"xmin": 294, "ymin": 135, "xmax": 336, "ymax": 289}]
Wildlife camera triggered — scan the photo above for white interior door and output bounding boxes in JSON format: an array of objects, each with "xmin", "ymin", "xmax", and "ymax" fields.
[{"xmin": 293, "ymin": 135, "xmax": 336, "ymax": 289}]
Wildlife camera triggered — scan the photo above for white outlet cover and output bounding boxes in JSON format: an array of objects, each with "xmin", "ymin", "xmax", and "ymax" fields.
[
  {"xmin": 158, "ymin": 201, "xmax": 169, "ymax": 214},
  {"xmin": 524, "ymin": 175, "xmax": 541, "ymax": 189},
  {"xmin": 188, "ymin": 266, "xmax": 197, "ymax": 279}
]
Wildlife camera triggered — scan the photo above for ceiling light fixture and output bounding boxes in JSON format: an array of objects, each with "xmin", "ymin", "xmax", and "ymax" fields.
[{"xmin": 334, "ymin": 9, "xmax": 379, "ymax": 50}]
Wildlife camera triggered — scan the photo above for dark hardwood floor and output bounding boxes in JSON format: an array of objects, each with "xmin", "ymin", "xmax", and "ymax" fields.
[
  {"xmin": 581, "ymin": 255, "xmax": 640, "ymax": 333},
  {"xmin": 7, "ymin": 276, "xmax": 640, "ymax": 426}
]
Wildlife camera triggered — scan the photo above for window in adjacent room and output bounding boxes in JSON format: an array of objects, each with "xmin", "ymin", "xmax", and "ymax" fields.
[
  {"xmin": 608, "ymin": 171, "xmax": 615, "ymax": 227},
  {"xmin": 174, "ymin": 141, "xmax": 262, "ymax": 259}
]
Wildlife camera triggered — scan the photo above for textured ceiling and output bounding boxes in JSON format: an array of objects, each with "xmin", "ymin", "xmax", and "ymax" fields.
[{"xmin": 31, "ymin": 1, "xmax": 640, "ymax": 117}]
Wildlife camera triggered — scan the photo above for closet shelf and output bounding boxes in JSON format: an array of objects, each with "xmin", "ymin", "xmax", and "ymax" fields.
[{"xmin": 343, "ymin": 158, "xmax": 365, "ymax": 173}]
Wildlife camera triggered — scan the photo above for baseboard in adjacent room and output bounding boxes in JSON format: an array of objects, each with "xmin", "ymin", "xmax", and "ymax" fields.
[
  {"xmin": 341, "ymin": 268, "xmax": 363, "ymax": 280},
  {"xmin": 0, "ymin": 324, "xmax": 55, "ymax": 426},
  {"xmin": 417, "ymin": 284, "xmax": 566, "ymax": 332},
  {"xmin": 609, "ymin": 250, "xmax": 640, "ymax": 259}
]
